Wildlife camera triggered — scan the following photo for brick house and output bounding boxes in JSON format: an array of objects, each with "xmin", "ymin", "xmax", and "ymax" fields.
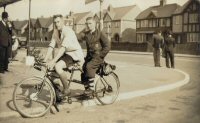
[
  {"xmin": 136, "ymin": 0, "xmax": 180, "ymax": 43},
  {"xmin": 172, "ymin": 0, "xmax": 200, "ymax": 43}
]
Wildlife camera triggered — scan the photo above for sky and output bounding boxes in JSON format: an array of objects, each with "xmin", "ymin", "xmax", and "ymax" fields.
[{"xmin": 0, "ymin": 0, "xmax": 188, "ymax": 20}]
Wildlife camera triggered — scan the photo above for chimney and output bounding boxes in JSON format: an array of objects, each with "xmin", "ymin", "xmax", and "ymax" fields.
[
  {"xmin": 69, "ymin": 11, "xmax": 74, "ymax": 16},
  {"xmin": 160, "ymin": 0, "xmax": 166, "ymax": 6}
]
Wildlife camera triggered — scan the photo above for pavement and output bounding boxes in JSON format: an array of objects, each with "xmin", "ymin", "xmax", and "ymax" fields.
[{"xmin": 0, "ymin": 49, "xmax": 190, "ymax": 119}]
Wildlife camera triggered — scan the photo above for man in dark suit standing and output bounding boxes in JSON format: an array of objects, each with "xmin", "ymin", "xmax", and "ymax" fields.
[
  {"xmin": 164, "ymin": 31, "xmax": 176, "ymax": 68},
  {"xmin": 152, "ymin": 30, "xmax": 164, "ymax": 67},
  {"xmin": 0, "ymin": 12, "xmax": 11, "ymax": 73}
]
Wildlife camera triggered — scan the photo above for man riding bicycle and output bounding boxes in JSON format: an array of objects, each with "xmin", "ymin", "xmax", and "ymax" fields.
[
  {"xmin": 78, "ymin": 17, "xmax": 110, "ymax": 94},
  {"xmin": 44, "ymin": 14, "xmax": 84, "ymax": 97}
]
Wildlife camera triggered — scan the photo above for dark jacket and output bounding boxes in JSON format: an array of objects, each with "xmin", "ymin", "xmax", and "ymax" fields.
[
  {"xmin": 164, "ymin": 36, "xmax": 175, "ymax": 51},
  {"xmin": 78, "ymin": 29, "xmax": 110, "ymax": 60},
  {"xmin": 0, "ymin": 21, "xmax": 11, "ymax": 47},
  {"xmin": 152, "ymin": 34, "xmax": 164, "ymax": 49}
]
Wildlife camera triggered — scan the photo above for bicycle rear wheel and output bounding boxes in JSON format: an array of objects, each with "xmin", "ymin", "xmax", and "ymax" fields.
[
  {"xmin": 95, "ymin": 72, "xmax": 120, "ymax": 105},
  {"xmin": 13, "ymin": 77, "xmax": 54, "ymax": 118}
]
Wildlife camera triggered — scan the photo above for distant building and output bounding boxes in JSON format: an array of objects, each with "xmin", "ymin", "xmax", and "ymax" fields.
[
  {"xmin": 172, "ymin": 0, "xmax": 200, "ymax": 43},
  {"xmin": 35, "ymin": 17, "xmax": 53, "ymax": 41},
  {"xmin": 25, "ymin": 19, "xmax": 37, "ymax": 40},
  {"xmin": 95, "ymin": 5, "xmax": 141, "ymax": 42},
  {"xmin": 12, "ymin": 20, "xmax": 28, "ymax": 36},
  {"xmin": 136, "ymin": 0, "xmax": 180, "ymax": 43},
  {"xmin": 68, "ymin": 11, "xmax": 93, "ymax": 34}
]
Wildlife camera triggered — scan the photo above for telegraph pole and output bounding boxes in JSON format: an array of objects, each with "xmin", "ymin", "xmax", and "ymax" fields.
[{"xmin": 27, "ymin": 0, "xmax": 31, "ymax": 55}]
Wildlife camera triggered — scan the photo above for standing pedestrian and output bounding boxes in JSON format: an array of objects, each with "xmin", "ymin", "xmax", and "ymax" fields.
[
  {"xmin": 0, "ymin": 12, "xmax": 11, "ymax": 73},
  {"xmin": 164, "ymin": 31, "xmax": 175, "ymax": 68},
  {"xmin": 152, "ymin": 30, "xmax": 164, "ymax": 67}
]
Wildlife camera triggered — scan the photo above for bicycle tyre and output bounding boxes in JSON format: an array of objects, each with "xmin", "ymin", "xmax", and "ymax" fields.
[
  {"xmin": 95, "ymin": 72, "xmax": 120, "ymax": 105},
  {"xmin": 13, "ymin": 77, "xmax": 54, "ymax": 118}
]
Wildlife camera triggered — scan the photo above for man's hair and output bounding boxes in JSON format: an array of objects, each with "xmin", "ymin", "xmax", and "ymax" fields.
[
  {"xmin": 2, "ymin": 12, "xmax": 8, "ymax": 19},
  {"xmin": 86, "ymin": 16, "xmax": 95, "ymax": 21},
  {"xmin": 53, "ymin": 14, "xmax": 63, "ymax": 19}
]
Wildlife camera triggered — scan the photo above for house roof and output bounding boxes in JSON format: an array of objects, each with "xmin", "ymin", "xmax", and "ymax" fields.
[
  {"xmin": 98, "ymin": 5, "xmax": 138, "ymax": 21},
  {"xmin": 136, "ymin": 3, "xmax": 180, "ymax": 19},
  {"xmin": 12, "ymin": 20, "xmax": 28, "ymax": 30},
  {"xmin": 72, "ymin": 12, "xmax": 92, "ymax": 24},
  {"xmin": 94, "ymin": 9, "xmax": 107, "ymax": 20},
  {"xmin": 30, "ymin": 18, "xmax": 36, "ymax": 26},
  {"xmin": 112, "ymin": 5, "xmax": 137, "ymax": 20},
  {"xmin": 173, "ymin": 0, "xmax": 200, "ymax": 14},
  {"xmin": 37, "ymin": 17, "xmax": 53, "ymax": 28}
]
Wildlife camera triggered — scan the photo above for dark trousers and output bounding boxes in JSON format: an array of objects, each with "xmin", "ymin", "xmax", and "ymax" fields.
[
  {"xmin": 82, "ymin": 56, "xmax": 103, "ymax": 82},
  {"xmin": 153, "ymin": 49, "xmax": 161, "ymax": 66},
  {"xmin": 165, "ymin": 50, "xmax": 174, "ymax": 68},
  {"xmin": 0, "ymin": 46, "xmax": 9, "ymax": 72}
]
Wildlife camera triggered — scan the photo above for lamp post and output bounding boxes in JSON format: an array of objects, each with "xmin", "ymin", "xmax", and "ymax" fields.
[{"xmin": 27, "ymin": 0, "xmax": 31, "ymax": 55}]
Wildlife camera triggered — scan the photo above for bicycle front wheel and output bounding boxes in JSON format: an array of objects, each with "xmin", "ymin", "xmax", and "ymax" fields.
[
  {"xmin": 95, "ymin": 72, "xmax": 120, "ymax": 105},
  {"xmin": 13, "ymin": 77, "xmax": 54, "ymax": 118}
]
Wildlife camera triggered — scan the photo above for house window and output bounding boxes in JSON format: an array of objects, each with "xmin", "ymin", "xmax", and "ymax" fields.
[
  {"xmin": 187, "ymin": 33, "xmax": 200, "ymax": 42},
  {"xmin": 196, "ymin": 24, "xmax": 199, "ymax": 32},
  {"xmin": 189, "ymin": 13, "xmax": 198, "ymax": 23},
  {"xmin": 160, "ymin": 19, "xmax": 166, "ymax": 27},
  {"xmin": 149, "ymin": 20, "xmax": 153, "ymax": 27},
  {"xmin": 175, "ymin": 15, "xmax": 181, "ymax": 24},
  {"xmin": 184, "ymin": 13, "xmax": 188, "ymax": 24},
  {"xmin": 136, "ymin": 21, "xmax": 140, "ymax": 28},
  {"xmin": 141, "ymin": 20, "xmax": 148, "ymax": 27},
  {"xmin": 193, "ymin": 25, "xmax": 196, "ymax": 32},
  {"xmin": 153, "ymin": 19, "xmax": 157, "ymax": 27},
  {"xmin": 189, "ymin": 25, "xmax": 192, "ymax": 32},
  {"xmin": 166, "ymin": 18, "xmax": 170, "ymax": 27},
  {"xmin": 137, "ymin": 34, "xmax": 146, "ymax": 43},
  {"xmin": 184, "ymin": 25, "xmax": 188, "ymax": 32}
]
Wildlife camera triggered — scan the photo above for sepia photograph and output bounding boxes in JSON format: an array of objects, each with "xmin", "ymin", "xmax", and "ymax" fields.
[{"xmin": 0, "ymin": 0, "xmax": 200, "ymax": 123}]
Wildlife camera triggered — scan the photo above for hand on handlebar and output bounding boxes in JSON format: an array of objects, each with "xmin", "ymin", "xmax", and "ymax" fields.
[{"xmin": 47, "ymin": 60, "xmax": 56, "ymax": 70}]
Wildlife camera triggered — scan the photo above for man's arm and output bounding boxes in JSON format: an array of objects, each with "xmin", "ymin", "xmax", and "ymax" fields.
[
  {"xmin": 99, "ymin": 32, "xmax": 111, "ymax": 58},
  {"xmin": 44, "ymin": 39, "xmax": 55, "ymax": 62},
  {"xmin": 51, "ymin": 46, "xmax": 65, "ymax": 63}
]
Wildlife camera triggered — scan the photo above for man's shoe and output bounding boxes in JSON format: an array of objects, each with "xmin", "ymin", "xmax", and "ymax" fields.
[
  {"xmin": 84, "ymin": 88, "xmax": 94, "ymax": 95},
  {"xmin": 58, "ymin": 90, "xmax": 71, "ymax": 98},
  {"xmin": 4, "ymin": 69, "xmax": 9, "ymax": 72},
  {"xmin": 0, "ymin": 71, "xmax": 4, "ymax": 74}
]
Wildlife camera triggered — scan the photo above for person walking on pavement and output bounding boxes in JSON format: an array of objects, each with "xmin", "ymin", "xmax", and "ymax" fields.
[
  {"xmin": 0, "ymin": 12, "xmax": 12, "ymax": 73},
  {"xmin": 78, "ymin": 17, "xmax": 110, "ymax": 94},
  {"xmin": 164, "ymin": 31, "xmax": 176, "ymax": 68},
  {"xmin": 152, "ymin": 30, "xmax": 164, "ymax": 67},
  {"xmin": 44, "ymin": 14, "xmax": 84, "ymax": 97}
]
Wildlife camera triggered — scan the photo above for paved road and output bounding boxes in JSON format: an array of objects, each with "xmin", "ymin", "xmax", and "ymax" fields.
[{"xmin": 0, "ymin": 50, "xmax": 199, "ymax": 123}]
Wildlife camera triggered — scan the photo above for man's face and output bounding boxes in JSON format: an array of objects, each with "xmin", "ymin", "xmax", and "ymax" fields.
[
  {"xmin": 54, "ymin": 17, "xmax": 64, "ymax": 30},
  {"xmin": 3, "ymin": 18, "xmax": 8, "ymax": 22},
  {"xmin": 86, "ymin": 19, "xmax": 96, "ymax": 32}
]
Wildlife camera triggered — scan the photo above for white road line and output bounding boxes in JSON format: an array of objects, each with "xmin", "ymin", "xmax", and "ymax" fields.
[{"xmin": 82, "ymin": 69, "xmax": 190, "ymax": 107}]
